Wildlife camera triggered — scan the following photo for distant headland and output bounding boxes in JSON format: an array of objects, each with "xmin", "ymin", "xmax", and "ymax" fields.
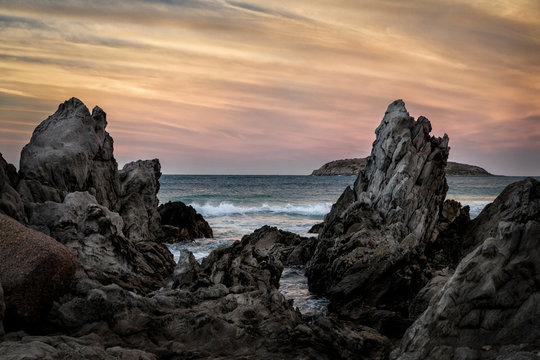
[{"xmin": 311, "ymin": 157, "xmax": 495, "ymax": 176}]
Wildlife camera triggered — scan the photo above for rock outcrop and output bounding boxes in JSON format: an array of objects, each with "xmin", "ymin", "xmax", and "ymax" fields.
[
  {"xmin": 311, "ymin": 158, "xmax": 493, "ymax": 177},
  {"xmin": 397, "ymin": 177, "xmax": 540, "ymax": 360},
  {"xmin": 306, "ymin": 100, "xmax": 450, "ymax": 336},
  {"xmin": 0, "ymin": 154, "xmax": 24, "ymax": 222},
  {"xmin": 158, "ymin": 201, "xmax": 213, "ymax": 242},
  {"xmin": 0, "ymin": 281, "xmax": 4, "ymax": 337},
  {"xmin": 18, "ymin": 98, "xmax": 120, "ymax": 208},
  {"xmin": 0, "ymin": 213, "xmax": 77, "ymax": 330},
  {"xmin": 25, "ymin": 192, "xmax": 174, "ymax": 293},
  {"xmin": 117, "ymin": 159, "xmax": 163, "ymax": 242}
]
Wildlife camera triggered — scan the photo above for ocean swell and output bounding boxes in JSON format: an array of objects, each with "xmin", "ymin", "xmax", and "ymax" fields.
[{"xmin": 190, "ymin": 201, "xmax": 332, "ymax": 217}]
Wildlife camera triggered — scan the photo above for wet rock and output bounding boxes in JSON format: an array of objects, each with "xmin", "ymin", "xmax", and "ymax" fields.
[
  {"xmin": 397, "ymin": 178, "xmax": 540, "ymax": 360},
  {"xmin": 0, "ymin": 213, "xmax": 77, "ymax": 330},
  {"xmin": 18, "ymin": 98, "xmax": 120, "ymax": 208},
  {"xmin": 158, "ymin": 201, "xmax": 213, "ymax": 242},
  {"xmin": 306, "ymin": 100, "xmax": 449, "ymax": 336},
  {"xmin": 25, "ymin": 192, "xmax": 174, "ymax": 293},
  {"xmin": 117, "ymin": 159, "xmax": 163, "ymax": 242},
  {"xmin": 0, "ymin": 154, "xmax": 24, "ymax": 222}
]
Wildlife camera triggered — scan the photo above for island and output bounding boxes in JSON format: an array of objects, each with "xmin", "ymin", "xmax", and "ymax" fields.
[{"xmin": 311, "ymin": 158, "xmax": 495, "ymax": 176}]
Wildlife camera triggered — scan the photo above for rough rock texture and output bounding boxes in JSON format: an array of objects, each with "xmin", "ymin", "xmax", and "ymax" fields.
[
  {"xmin": 0, "ymin": 281, "xmax": 4, "ymax": 336},
  {"xmin": 311, "ymin": 158, "xmax": 367, "ymax": 176},
  {"xmin": 397, "ymin": 178, "xmax": 540, "ymax": 360},
  {"xmin": 18, "ymin": 98, "xmax": 120, "ymax": 208},
  {"xmin": 308, "ymin": 222, "xmax": 324, "ymax": 234},
  {"xmin": 0, "ymin": 213, "xmax": 77, "ymax": 330},
  {"xmin": 306, "ymin": 100, "xmax": 450, "ymax": 336},
  {"xmin": 0, "ymin": 154, "xmax": 24, "ymax": 222},
  {"xmin": 158, "ymin": 201, "xmax": 213, "ymax": 242},
  {"xmin": 117, "ymin": 159, "xmax": 163, "ymax": 242},
  {"xmin": 25, "ymin": 191, "xmax": 175, "ymax": 293}
]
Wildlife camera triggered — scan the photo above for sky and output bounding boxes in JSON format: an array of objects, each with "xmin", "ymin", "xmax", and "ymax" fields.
[{"xmin": 0, "ymin": 0, "xmax": 539, "ymax": 175}]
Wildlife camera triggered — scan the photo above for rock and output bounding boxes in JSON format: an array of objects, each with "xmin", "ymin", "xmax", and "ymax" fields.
[
  {"xmin": 311, "ymin": 158, "xmax": 493, "ymax": 177},
  {"xmin": 158, "ymin": 201, "xmax": 213, "ymax": 242},
  {"xmin": 165, "ymin": 250, "xmax": 210, "ymax": 290},
  {"xmin": 311, "ymin": 158, "xmax": 367, "ymax": 176},
  {"xmin": 306, "ymin": 100, "xmax": 450, "ymax": 336},
  {"xmin": 0, "ymin": 154, "xmax": 24, "ymax": 222},
  {"xmin": 0, "ymin": 213, "xmax": 77, "ymax": 330},
  {"xmin": 308, "ymin": 222, "xmax": 324, "ymax": 234},
  {"xmin": 407, "ymin": 268, "xmax": 452, "ymax": 319},
  {"xmin": 117, "ymin": 159, "xmax": 163, "ymax": 242},
  {"xmin": 397, "ymin": 178, "xmax": 540, "ymax": 360},
  {"xmin": 25, "ymin": 192, "xmax": 175, "ymax": 293},
  {"xmin": 0, "ymin": 281, "xmax": 4, "ymax": 337},
  {"xmin": 18, "ymin": 97, "xmax": 120, "ymax": 208}
]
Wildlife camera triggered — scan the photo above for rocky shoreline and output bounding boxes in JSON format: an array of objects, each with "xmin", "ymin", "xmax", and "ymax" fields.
[
  {"xmin": 312, "ymin": 158, "xmax": 495, "ymax": 177},
  {"xmin": 0, "ymin": 98, "xmax": 538, "ymax": 359}
]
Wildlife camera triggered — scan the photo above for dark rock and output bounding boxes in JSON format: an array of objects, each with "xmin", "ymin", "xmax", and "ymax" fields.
[
  {"xmin": 306, "ymin": 100, "xmax": 450, "ymax": 336},
  {"xmin": 408, "ymin": 268, "xmax": 452, "ymax": 319},
  {"xmin": 117, "ymin": 159, "xmax": 163, "ymax": 242},
  {"xmin": 0, "ymin": 154, "xmax": 24, "ymax": 222},
  {"xmin": 25, "ymin": 192, "xmax": 174, "ymax": 293},
  {"xmin": 0, "ymin": 213, "xmax": 77, "ymax": 330},
  {"xmin": 397, "ymin": 178, "xmax": 540, "ymax": 360},
  {"xmin": 158, "ymin": 201, "xmax": 213, "ymax": 242},
  {"xmin": 0, "ymin": 281, "xmax": 4, "ymax": 336},
  {"xmin": 18, "ymin": 98, "xmax": 120, "ymax": 208},
  {"xmin": 308, "ymin": 222, "xmax": 324, "ymax": 234}
]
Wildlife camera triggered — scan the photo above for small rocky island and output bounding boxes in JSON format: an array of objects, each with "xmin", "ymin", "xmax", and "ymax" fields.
[
  {"xmin": 312, "ymin": 158, "xmax": 495, "ymax": 176},
  {"xmin": 0, "ymin": 98, "xmax": 538, "ymax": 359}
]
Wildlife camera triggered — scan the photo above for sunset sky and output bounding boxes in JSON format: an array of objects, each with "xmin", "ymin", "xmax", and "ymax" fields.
[{"xmin": 1, "ymin": 0, "xmax": 539, "ymax": 175}]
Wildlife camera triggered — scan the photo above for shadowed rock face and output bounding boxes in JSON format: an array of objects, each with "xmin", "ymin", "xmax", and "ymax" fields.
[
  {"xmin": 0, "ymin": 154, "xmax": 24, "ymax": 222},
  {"xmin": 18, "ymin": 98, "xmax": 120, "ymax": 208},
  {"xmin": 397, "ymin": 178, "xmax": 540, "ymax": 360},
  {"xmin": 0, "ymin": 213, "xmax": 77, "ymax": 330},
  {"xmin": 306, "ymin": 100, "xmax": 450, "ymax": 335},
  {"xmin": 158, "ymin": 201, "xmax": 213, "ymax": 242}
]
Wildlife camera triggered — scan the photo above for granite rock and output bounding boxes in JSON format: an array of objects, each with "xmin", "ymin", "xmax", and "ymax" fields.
[
  {"xmin": 25, "ymin": 191, "xmax": 174, "ymax": 293},
  {"xmin": 18, "ymin": 98, "xmax": 120, "ymax": 208},
  {"xmin": 0, "ymin": 154, "xmax": 24, "ymax": 222},
  {"xmin": 0, "ymin": 213, "xmax": 77, "ymax": 330},
  {"xmin": 306, "ymin": 100, "xmax": 450, "ymax": 336},
  {"xmin": 158, "ymin": 201, "xmax": 213, "ymax": 242},
  {"xmin": 397, "ymin": 178, "xmax": 540, "ymax": 360}
]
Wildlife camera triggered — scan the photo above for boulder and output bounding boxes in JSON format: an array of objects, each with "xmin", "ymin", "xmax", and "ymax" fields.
[
  {"xmin": 0, "ymin": 281, "xmax": 4, "ymax": 336},
  {"xmin": 0, "ymin": 154, "xmax": 24, "ymax": 222},
  {"xmin": 18, "ymin": 97, "xmax": 120, "ymax": 208},
  {"xmin": 25, "ymin": 192, "xmax": 175, "ymax": 293},
  {"xmin": 117, "ymin": 159, "xmax": 163, "ymax": 242},
  {"xmin": 306, "ymin": 100, "xmax": 450, "ymax": 336},
  {"xmin": 158, "ymin": 201, "xmax": 213, "ymax": 242},
  {"xmin": 397, "ymin": 178, "xmax": 540, "ymax": 360},
  {"xmin": 0, "ymin": 213, "xmax": 77, "ymax": 329}
]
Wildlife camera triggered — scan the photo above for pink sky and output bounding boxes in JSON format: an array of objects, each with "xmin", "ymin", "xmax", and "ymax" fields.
[{"xmin": 1, "ymin": 0, "xmax": 539, "ymax": 175}]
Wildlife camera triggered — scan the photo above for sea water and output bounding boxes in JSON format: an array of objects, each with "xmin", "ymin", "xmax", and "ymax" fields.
[{"xmin": 158, "ymin": 175, "xmax": 537, "ymax": 317}]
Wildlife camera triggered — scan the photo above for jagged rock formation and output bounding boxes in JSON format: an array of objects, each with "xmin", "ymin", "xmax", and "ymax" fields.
[
  {"xmin": 311, "ymin": 158, "xmax": 493, "ymax": 177},
  {"xmin": 397, "ymin": 177, "xmax": 540, "ymax": 360},
  {"xmin": 0, "ymin": 154, "xmax": 24, "ymax": 222},
  {"xmin": 17, "ymin": 98, "xmax": 120, "ymax": 207},
  {"xmin": 158, "ymin": 201, "xmax": 213, "ymax": 242},
  {"xmin": 0, "ymin": 213, "xmax": 77, "ymax": 330},
  {"xmin": 117, "ymin": 159, "xmax": 164, "ymax": 242},
  {"xmin": 25, "ymin": 191, "xmax": 174, "ymax": 293},
  {"xmin": 306, "ymin": 100, "xmax": 450, "ymax": 336}
]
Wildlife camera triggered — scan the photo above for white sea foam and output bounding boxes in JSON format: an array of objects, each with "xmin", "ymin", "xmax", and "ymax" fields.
[{"xmin": 190, "ymin": 202, "xmax": 332, "ymax": 217}]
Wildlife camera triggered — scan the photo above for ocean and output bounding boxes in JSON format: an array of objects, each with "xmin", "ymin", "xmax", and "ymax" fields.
[{"xmin": 158, "ymin": 175, "xmax": 538, "ymax": 317}]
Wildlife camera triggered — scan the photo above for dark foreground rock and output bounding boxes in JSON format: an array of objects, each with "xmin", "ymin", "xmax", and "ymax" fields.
[
  {"xmin": 306, "ymin": 100, "xmax": 449, "ymax": 336},
  {"xmin": 397, "ymin": 177, "xmax": 540, "ymax": 360},
  {"xmin": 158, "ymin": 201, "xmax": 213, "ymax": 242},
  {"xmin": 0, "ymin": 213, "xmax": 77, "ymax": 330},
  {"xmin": 0, "ymin": 281, "xmax": 4, "ymax": 336},
  {"xmin": 0, "ymin": 154, "xmax": 24, "ymax": 222}
]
